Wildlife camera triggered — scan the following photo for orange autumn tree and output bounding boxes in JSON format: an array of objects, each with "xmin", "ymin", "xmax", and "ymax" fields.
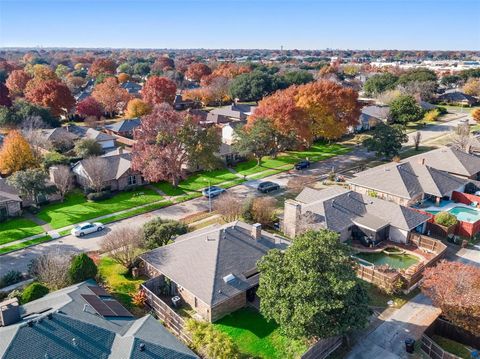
[
  {"xmin": 88, "ymin": 58, "xmax": 116, "ymax": 77},
  {"xmin": 472, "ymin": 108, "xmax": 480, "ymax": 123},
  {"xmin": 125, "ymin": 98, "xmax": 152, "ymax": 118},
  {"xmin": 142, "ymin": 76, "xmax": 177, "ymax": 105},
  {"xmin": 0, "ymin": 131, "xmax": 38, "ymax": 174},
  {"xmin": 24, "ymin": 79, "xmax": 75, "ymax": 117},
  {"xmin": 5, "ymin": 69, "xmax": 32, "ymax": 97},
  {"xmin": 296, "ymin": 80, "xmax": 360, "ymax": 140},
  {"xmin": 185, "ymin": 63, "xmax": 212, "ymax": 82},
  {"xmin": 92, "ymin": 77, "xmax": 131, "ymax": 114},
  {"xmin": 422, "ymin": 261, "xmax": 480, "ymax": 335},
  {"xmin": 251, "ymin": 85, "xmax": 311, "ymax": 146}
]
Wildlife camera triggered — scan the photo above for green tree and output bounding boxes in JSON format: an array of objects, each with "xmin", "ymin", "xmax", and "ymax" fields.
[
  {"xmin": 233, "ymin": 118, "xmax": 278, "ymax": 165},
  {"xmin": 363, "ymin": 123, "xmax": 408, "ymax": 159},
  {"xmin": 179, "ymin": 117, "xmax": 222, "ymax": 171},
  {"xmin": 257, "ymin": 230, "xmax": 370, "ymax": 339},
  {"xmin": 363, "ymin": 73, "xmax": 398, "ymax": 96},
  {"xmin": 398, "ymin": 68, "xmax": 437, "ymax": 85},
  {"xmin": 55, "ymin": 64, "xmax": 70, "ymax": 79},
  {"xmin": 117, "ymin": 62, "xmax": 133, "ymax": 75},
  {"xmin": 68, "ymin": 253, "xmax": 98, "ymax": 283},
  {"xmin": 74, "ymin": 138, "xmax": 103, "ymax": 158},
  {"xmin": 229, "ymin": 70, "xmax": 279, "ymax": 101},
  {"xmin": 281, "ymin": 70, "xmax": 314, "ymax": 86},
  {"xmin": 143, "ymin": 218, "xmax": 188, "ymax": 249},
  {"xmin": 389, "ymin": 95, "xmax": 423, "ymax": 124},
  {"xmin": 21, "ymin": 282, "xmax": 49, "ymax": 303},
  {"xmin": 133, "ymin": 62, "xmax": 151, "ymax": 77},
  {"xmin": 7, "ymin": 169, "xmax": 54, "ymax": 205}
]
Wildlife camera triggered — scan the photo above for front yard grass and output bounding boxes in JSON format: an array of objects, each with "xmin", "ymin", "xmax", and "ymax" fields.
[
  {"xmin": 213, "ymin": 307, "xmax": 308, "ymax": 359},
  {"xmin": 37, "ymin": 188, "xmax": 163, "ymax": 229},
  {"xmin": 98, "ymin": 256, "xmax": 145, "ymax": 310},
  {"xmin": 0, "ymin": 235, "xmax": 52, "ymax": 255},
  {"xmin": 234, "ymin": 142, "xmax": 351, "ymax": 176},
  {"xmin": 0, "ymin": 217, "xmax": 45, "ymax": 245}
]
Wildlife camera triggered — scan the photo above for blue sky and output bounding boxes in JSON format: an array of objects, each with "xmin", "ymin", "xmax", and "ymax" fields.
[{"xmin": 0, "ymin": 0, "xmax": 479, "ymax": 50}]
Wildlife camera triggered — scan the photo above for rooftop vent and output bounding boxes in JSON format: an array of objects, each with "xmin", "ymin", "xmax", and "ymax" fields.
[
  {"xmin": 223, "ymin": 273, "xmax": 235, "ymax": 283},
  {"xmin": 139, "ymin": 343, "xmax": 145, "ymax": 352},
  {"xmin": 72, "ymin": 338, "xmax": 77, "ymax": 347}
]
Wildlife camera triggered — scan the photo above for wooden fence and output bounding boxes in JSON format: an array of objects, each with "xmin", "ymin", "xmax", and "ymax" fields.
[
  {"xmin": 421, "ymin": 334, "xmax": 463, "ymax": 359},
  {"xmin": 356, "ymin": 264, "xmax": 401, "ymax": 293},
  {"xmin": 301, "ymin": 336, "xmax": 343, "ymax": 359},
  {"xmin": 141, "ymin": 280, "xmax": 192, "ymax": 344}
]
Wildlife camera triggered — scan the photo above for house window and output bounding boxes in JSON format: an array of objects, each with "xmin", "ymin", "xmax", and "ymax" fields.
[{"xmin": 128, "ymin": 175, "xmax": 137, "ymax": 186}]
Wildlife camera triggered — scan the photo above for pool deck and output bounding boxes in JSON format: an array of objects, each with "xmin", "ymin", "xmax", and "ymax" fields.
[{"xmin": 350, "ymin": 240, "xmax": 432, "ymax": 263}]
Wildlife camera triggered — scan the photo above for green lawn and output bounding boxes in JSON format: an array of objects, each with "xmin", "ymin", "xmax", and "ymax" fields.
[
  {"xmin": 0, "ymin": 235, "xmax": 52, "ymax": 255},
  {"xmin": 98, "ymin": 256, "xmax": 145, "ymax": 309},
  {"xmin": 431, "ymin": 335, "xmax": 471, "ymax": 359},
  {"xmin": 37, "ymin": 188, "xmax": 163, "ymax": 229},
  {"xmin": 362, "ymin": 281, "xmax": 420, "ymax": 309},
  {"xmin": 101, "ymin": 200, "xmax": 173, "ymax": 224},
  {"xmin": 0, "ymin": 217, "xmax": 45, "ymax": 245},
  {"xmin": 234, "ymin": 142, "xmax": 351, "ymax": 176},
  {"xmin": 213, "ymin": 308, "xmax": 308, "ymax": 359}
]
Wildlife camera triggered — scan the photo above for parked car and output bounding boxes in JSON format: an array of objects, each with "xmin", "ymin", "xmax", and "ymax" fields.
[
  {"xmin": 71, "ymin": 222, "xmax": 105, "ymax": 237},
  {"xmin": 257, "ymin": 181, "xmax": 280, "ymax": 193},
  {"xmin": 294, "ymin": 160, "xmax": 311, "ymax": 170},
  {"xmin": 202, "ymin": 186, "xmax": 226, "ymax": 198}
]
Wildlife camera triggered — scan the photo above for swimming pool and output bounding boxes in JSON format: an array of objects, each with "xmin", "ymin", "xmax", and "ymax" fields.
[
  {"xmin": 354, "ymin": 251, "xmax": 419, "ymax": 269},
  {"xmin": 425, "ymin": 206, "xmax": 480, "ymax": 223}
]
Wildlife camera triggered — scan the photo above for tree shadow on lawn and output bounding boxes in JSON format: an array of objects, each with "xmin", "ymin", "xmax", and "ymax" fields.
[{"xmin": 216, "ymin": 307, "xmax": 277, "ymax": 339}]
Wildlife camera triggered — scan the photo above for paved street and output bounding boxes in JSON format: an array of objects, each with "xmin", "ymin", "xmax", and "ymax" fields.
[{"xmin": 406, "ymin": 114, "xmax": 469, "ymax": 146}]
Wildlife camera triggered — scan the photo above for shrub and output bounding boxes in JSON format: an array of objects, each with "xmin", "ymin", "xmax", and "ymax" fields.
[
  {"xmin": 87, "ymin": 190, "xmax": 112, "ymax": 201},
  {"xmin": 143, "ymin": 218, "xmax": 188, "ymax": 249},
  {"xmin": 21, "ymin": 282, "xmax": 49, "ymax": 303},
  {"xmin": 68, "ymin": 253, "xmax": 98, "ymax": 283},
  {"xmin": 42, "ymin": 151, "xmax": 70, "ymax": 169},
  {"xmin": 434, "ymin": 211, "xmax": 458, "ymax": 227},
  {"xmin": 186, "ymin": 319, "xmax": 239, "ymax": 359},
  {"xmin": 423, "ymin": 109, "xmax": 440, "ymax": 122},
  {"xmin": 436, "ymin": 106, "xmax": 447, "ymax": 115},
  {"xmin": 0, "ymin": 270, "xmax": 23, "ymax": 289}
]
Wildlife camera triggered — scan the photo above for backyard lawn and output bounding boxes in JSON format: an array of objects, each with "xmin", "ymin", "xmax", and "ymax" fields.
[
  {"xmin": 98, "ymin": 256, "xmax": 145, "ymax": 309},
  {"xmin": 37, "ymin": 188, "xmax": 163, "ymax": 229},
  {"xmin": 431, "ymin": 335, "xmax": 471, "ymax": 359},
  {"xmin": 362, "ymin": 281, "xmax": 420, "ymax": 309},
  {"xmin": 213, "ymin": 307, "xmax": 308, "ymax": 359},
  {"xmin": 234, "ymin": 142, "xmax": 351, "ymax": 176},
  {"xmin": 0, "ymin": 217, "xmax": 44, "ymax": 245}
]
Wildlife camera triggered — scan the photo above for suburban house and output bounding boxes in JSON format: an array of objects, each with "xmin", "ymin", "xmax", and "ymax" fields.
[
  {"xmin": 139, "ymin": 221, "xmax": 289, "ymax": 322},
  {"xmin": 283, "ymin": 186, "xmax": 430, "ymax": 243},
  {"xmin": 173, "ymin": 94, "xmax": 198, "ymax": 110},
  {"xmin": 67, "ymin": 125, "xmax": 117, "ymax": 150},
  {"xmin": 437, "ymin": 91, "xmax": 477, "ymax": 106},
  {"xmin": 206, "ymin": 103, "xmax": 257, "ymax": 123},
  {"xmin": 348, "ymin": 160, "xmax": 467, "ymax": 207},
  {"xmin": 354, "ymin": 105, "xmax": 391, "ymax": 132},
  {"xmin": 0, "ymin": 177, "xmax": 22, "ymax": 220},
  {"xmin": 404, "ymin": 146, "xmax": 480, "ymax": 180},
  {"xmin": 72, "ymin": 150, "xmax": 144, "ymax": 191},
  {"xmin": 0, "ymin": 280, "xmax": 198, "ymax": 359},
  {"xmin": 35, "ymin": 127, "xmax": 80, "ymax": 150},
  {"xmin": 120, "ymin": 81, "xmax": 142, "ymax": 96},
  {"xmin": 419, "ymin": 100, "xmax": 436, "ymax": 111},
  {"xmin": 105, "ymin": 118, "xmax": 141, "ymax": 138}
]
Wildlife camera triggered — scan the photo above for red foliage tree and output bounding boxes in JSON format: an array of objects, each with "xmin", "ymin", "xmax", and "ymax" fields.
[
  {"xmin": 0, "ymin": 83, "xmax": 12, "ymax": 107},
  {"xmin": 88, "ymin": 58, "xmax": 116, "ymax": 77},
  {"xmin": 76, "ymin": 97, "xmax": 104, "ymax": 118},
  {"xmin": 251, "ymin": 85, "xmax": 312, "ymax": 145},
  {"xmin": 151, "ymin": 57, "xmax": 175, "ymax": 72},
  {"xmin": 185, "ymin": 63, "xmax": 212, "ymax": 82},
  {"xmin": 422, "ymin": 260, "xmax": 480, "ymax": 335},
  {"xmin": 24, "ymin": 79, "xmax": 75, "ymax": 116},
  {"xmin": 6, "ymin": 69, "xmax": 32, "ymax": 97},
  {"xmin": 141, "ymin": 76, "xmax": 177, "ymax": 105},
  {"xmin": 132, "ymin": 103, "xmax": 188, "ymax": 186},
  {"xmin": 92, "ymin": 77, "xmax": 131, "ymax": 114}
]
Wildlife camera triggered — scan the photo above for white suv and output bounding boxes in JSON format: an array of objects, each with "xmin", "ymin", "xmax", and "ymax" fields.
[{"xmin": 71, "ymin": 222, "xmax": 104, "ymax": 237}]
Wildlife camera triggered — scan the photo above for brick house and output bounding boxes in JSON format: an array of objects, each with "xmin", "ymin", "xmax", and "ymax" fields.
[
  {"xmin": 139, "ymin": 221, "xmax": 289, "ymax": 322},
  {"xmin": 72, "ymin": 149, "xmax": 144, "ymax": 192}
]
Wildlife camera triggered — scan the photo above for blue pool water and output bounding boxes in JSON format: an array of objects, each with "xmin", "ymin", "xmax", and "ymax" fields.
[{"xmin": 425, "ymin": 206, "xmax": 480, "ymax": 223}]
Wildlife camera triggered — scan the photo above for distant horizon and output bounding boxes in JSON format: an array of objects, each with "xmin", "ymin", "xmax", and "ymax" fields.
[{"xmin": 1, "ymin": 0, "xmax": 479, "ymax": 51}]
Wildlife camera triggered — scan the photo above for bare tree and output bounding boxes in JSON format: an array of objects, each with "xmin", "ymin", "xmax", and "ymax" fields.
[
  {"xmin": 51, "ymin": 165, "xmax": 73, "ymax": 201},
  {"xmin": 28, "ymin": 250, "xmax": 72, "ymax": 289},
  {"xmin": 251, "ymin": 197, "xmax": 278, "ymax": 226},
  {"xmin": 287, "ymin": 175, "xmax": 316, "ymax": 195},
  {"xmin": 21, "ymin": 116, "xmax": 50, "ymax": 158},
  {"xmin": 82, "ymin": 156, "xmax": 109, "ymax": 193},
  {"xmin": 451, "ymin": 123, "xmax": 471, "ymax": 152},
  {"xmin": 412, "ymin": 132, "xmax": 422, "ymax": 151},
  {"xmin": 100, "ymin": 226, "xmax": 144, "ymax": 270},
  {"xmin": 213, "ymin": 192, "xmax": 244, "ymax": 222}
]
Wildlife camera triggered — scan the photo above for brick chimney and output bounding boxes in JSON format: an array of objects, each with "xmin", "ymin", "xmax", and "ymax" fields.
[{"xmin": 251, "ymin": 223, "xmax": 262, "ymax": 240}]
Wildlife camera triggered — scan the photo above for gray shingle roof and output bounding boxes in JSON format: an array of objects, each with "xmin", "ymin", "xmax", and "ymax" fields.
[
  {"xmin": 404, "ymin": 147, "xmax": 480, "ymax": 177},
  {"xmin": 67, "ymin": 125, "xmax": 116, "ymax": 142},
  {"xmin": 360, "ymin": 105, "xmax": 390, "ymax": 120},
  {"xmin": 140, "ymin": 221, "xmax": 289, "ymax": 307},
  {"xmin": 74, "ymin": 153, "xmax": 133, "ymax": 182},
  {"xmin": 106, "ymin": 118, "xmax": 141, "ymax": 133},
  {"xmin": 0, "ymin": 177, "xmax": 21, "ymax": 203},
  {"xmin": 296, "ymin": 187, "xmax": 430, "ymax": 232},
  {"xmin": 0, "ymin": 280, "xmax": 197, "ymax": 359},
  {"xmin": 349, "ymin": 160, "xmax": 467, "ymax": 199}
]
